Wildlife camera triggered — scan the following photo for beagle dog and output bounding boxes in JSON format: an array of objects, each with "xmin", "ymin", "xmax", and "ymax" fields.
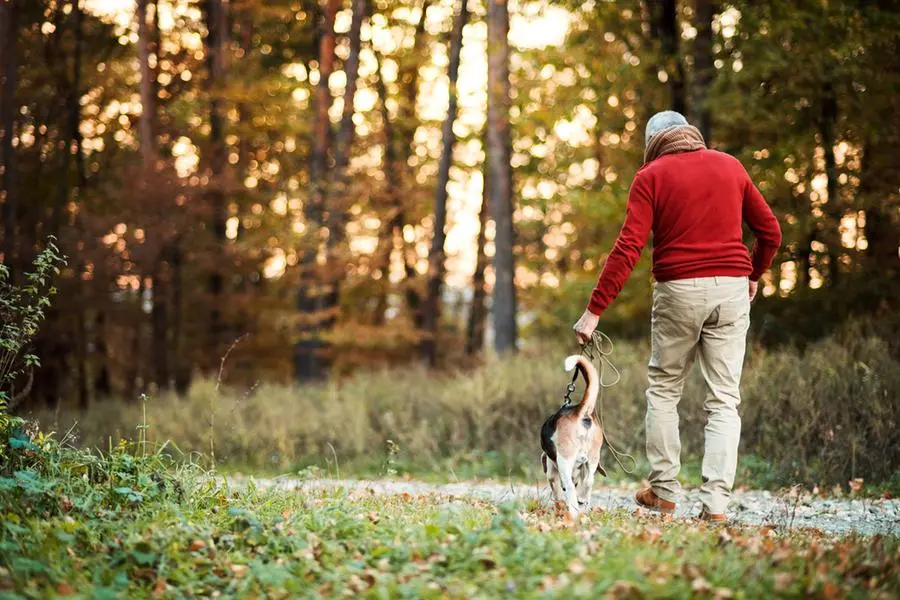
[{"xmin": 540, "ymin": 354, "xmax": 606, "ymax": 517}]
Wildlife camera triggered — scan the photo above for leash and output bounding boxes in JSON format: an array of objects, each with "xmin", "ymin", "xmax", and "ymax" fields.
[{"xmin": 563, "ymin": 331, "xmax": 637, "ymax": 475}]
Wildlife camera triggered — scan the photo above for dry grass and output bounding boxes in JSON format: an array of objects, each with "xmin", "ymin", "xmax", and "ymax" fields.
[{"xmin": 34, "ymin": 322, "xmax": 900, "ymax": 487}]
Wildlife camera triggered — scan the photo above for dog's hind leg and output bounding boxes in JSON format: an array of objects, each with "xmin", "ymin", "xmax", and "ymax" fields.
[
  {"xmin": 556, "ymin": 456, "xmax": 580, "ymax": 516},
  {"xmin": 577, "ymin": 462, "xmax": 596, "ymax": 510},
  {"xmin": 544, "ymin": 457, "xmax": 565, "ymax": 503}
]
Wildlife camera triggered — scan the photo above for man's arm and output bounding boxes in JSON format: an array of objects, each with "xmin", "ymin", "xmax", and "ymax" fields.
[
  {"xmin": 742, "ymin": 177, "xmax": 782, "ymax": 281},
  {"xmin": 586, "ymin": 174, "xmax": 654, "ymax": 316}
]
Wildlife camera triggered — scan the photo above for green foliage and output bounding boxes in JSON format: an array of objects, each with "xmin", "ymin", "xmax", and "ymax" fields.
[
  {"xmin": 38, "ymin": 321, "xmax": 900, "ymax": 488},
  {"xmin": 0, "ymin": 237, "xmax": 66, "ymax": 433},
  {"xmin": 0, "ymin": 432, "xmax": 897, "ymax": 597}
]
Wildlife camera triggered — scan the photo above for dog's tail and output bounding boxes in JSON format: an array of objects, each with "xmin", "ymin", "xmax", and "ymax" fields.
[{"xmin": 563, "ymin": 354, "xmax": 599, "ymax": 420}]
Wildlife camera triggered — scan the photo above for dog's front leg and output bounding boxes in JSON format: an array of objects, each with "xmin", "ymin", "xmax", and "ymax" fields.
[{"xmin": 555, "ymin": 456, "xmax": 580, "ymax": 517}]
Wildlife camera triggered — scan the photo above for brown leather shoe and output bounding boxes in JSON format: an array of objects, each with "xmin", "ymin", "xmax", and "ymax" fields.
[
  {"xmin": 634, "ymin": 487, "xmax": 676, "ymax": 514},
  {"xmin": 698, "ymin": 509, "xmax": 727, "ymax": 523}
]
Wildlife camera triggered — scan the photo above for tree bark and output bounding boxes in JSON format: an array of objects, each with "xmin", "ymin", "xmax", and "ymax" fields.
[
  {"xmin": 421, "ymin": 0, "xmax": 469, "ymax": 366},
  {"xmin": 204, "ymin": 0, "xmax": 229, "ymax": 355},
  {"xmin": 137, "ymin": 0, "xmax": 157, "ymax": 171},
  {"xmin": 660, "ymin": 0, "xmax": 686, "ymax": 115},
  {"xmin": 0, "ymin": 0, "xmax": 19, "ymax": 278},
  {"xmin": 466, "ymin": 156, "xmax": 489, "ymax": 356},
  {"xmin": 295, "ymin": 0, "xmax": 340, "ymax": 381},
  {"xmin": 691, "ymin": 0, "xmax": 716, "ymax": 141},
  {"xmin": 819, "ymin": 79, "xmax": 840, "ymax": 288},
  {"xmin": 399, "ymin": 0, "xmax": 431, "ymax": 325},
  {"xmin": 487, "ymin": 0, "xmax": 517, "ymax": 353}
]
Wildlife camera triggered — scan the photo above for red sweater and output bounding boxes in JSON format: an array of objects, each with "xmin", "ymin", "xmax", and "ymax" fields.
[{"xmin": 587, "ymin": 149, "xmax": 782, "ymax": 316}]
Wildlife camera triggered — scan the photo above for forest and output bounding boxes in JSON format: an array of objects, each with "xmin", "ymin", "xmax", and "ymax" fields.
[
  {"xmin": 0, "ymin": 1, "xmax": 898, "ymax": 596},
  {"xmin": 0, "ymin": 0, "xmax": 897, "ymax": 414}
]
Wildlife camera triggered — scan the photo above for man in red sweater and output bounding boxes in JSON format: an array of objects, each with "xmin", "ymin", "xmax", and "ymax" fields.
[{"xmin": 573, "ymin": 111, "xmax": 781, "ymax": 521}]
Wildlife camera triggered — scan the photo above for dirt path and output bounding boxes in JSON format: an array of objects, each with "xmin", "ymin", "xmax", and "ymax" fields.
[{"xmin": 231, "ymin": 476, "xmax": 898, "ymax": 536}]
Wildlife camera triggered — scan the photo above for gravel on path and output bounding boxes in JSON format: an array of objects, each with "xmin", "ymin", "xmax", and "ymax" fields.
[{"xmin": 230, "ymin": 476, "xmax": 899, "ymax": 537}]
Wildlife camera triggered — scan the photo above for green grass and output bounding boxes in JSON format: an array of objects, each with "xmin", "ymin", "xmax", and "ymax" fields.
[{"xmin": 1, "ymin": 423, "xmax": 898, "ymax": 598}]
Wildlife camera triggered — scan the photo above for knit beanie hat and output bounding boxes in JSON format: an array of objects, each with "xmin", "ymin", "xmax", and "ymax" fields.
[{"xmin": 645, "ymin": 110, "xmax": 689, "ymax": 146}]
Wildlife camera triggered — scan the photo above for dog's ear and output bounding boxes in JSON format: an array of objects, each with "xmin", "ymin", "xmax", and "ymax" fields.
[{"xmin": 596, "ymin": 462, "xmax": 608, "ymax": 477}]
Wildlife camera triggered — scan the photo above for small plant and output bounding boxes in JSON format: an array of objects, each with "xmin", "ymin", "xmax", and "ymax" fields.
[{"xmin": 0, "ymin": 236, "xmax": 67, "ymax": 418}]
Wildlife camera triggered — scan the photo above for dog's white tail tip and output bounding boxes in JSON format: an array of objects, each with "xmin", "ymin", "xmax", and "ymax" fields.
[{"xmin": 564, "ymin": 355, "xmax": 581, "ymax": 372}]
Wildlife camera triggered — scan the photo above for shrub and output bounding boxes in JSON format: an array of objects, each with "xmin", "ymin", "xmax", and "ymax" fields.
[
  {"xmin": 33, "ymin": 322, "xmax": 900, "ymax": 488},
  {"xmin": 0, "ymin": 237, "xmax": 67, "ymax": 421}
]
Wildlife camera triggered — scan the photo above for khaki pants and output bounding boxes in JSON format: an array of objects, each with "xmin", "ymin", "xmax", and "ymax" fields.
[{"xmin": 646, "ymin": 276, "xmax": 750, "ymax": 514}]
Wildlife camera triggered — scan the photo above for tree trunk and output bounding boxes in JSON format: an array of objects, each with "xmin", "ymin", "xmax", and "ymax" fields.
[
  {"xmin": 295, "ymin": 0, "xmax": 340, "ymax": 381},
  {"xmin": 372, "ymin": 49, "xmax": 400, "ymax": 326},
  {"xmin": 171, "ymin": 239, "xmax": 190, "ymax": 394},
  {"xmin": 204, "ymin": 0, "xmax": 229, "ymax": 355},
  {"xmin": 327, "ymin": 0, "xmax": 366, "ymax": 244},
  {"xmin": 137, "ymin": 0, "xmax": 157, "ymax": 171},
  {"xmin": 302, "ymin": 0, "xmax": 365, "ymax": 375},
  {"xmin": 421, "ymin": 0, "xmax": 469, "ymax": 366},
  {"xmin": 691, "ymin": 0, "xmax": 716, "ymax": 141},
  {"xmin": 486, "ymin": 0, "xmax": 517, "ymax": 353},
  {"xmin": 660, "ymin": 0, "xmax": 686, "ymax": 115},
  {"xmin": 93, "ymin": 311, "xmax": 111, "ymax": 397},
  {"xmin": 399, "ymin": 0, "xmax": 431, "ymax": 326},
  {"xmin": 0, "ymin": 0, "xmax": 18, "ymax": 278},
  {"xmin": 819, "ymin": 79, "xmax": 840, "ymax": 288},
  {"xmin": 466, "ymin": 157, "xmax": 490, "ymax": 356}
]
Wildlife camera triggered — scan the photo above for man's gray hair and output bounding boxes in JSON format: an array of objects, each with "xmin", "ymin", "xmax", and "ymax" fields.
[{"xmin": 645, "ymin": 110, "xmax": 689, "ymax": 146}]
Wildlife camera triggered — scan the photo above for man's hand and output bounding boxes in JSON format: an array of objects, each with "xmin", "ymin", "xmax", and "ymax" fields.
[
  {"xmin": 573, "ymin": 309, "xmax": 600, "ymax": 344},
  {"xmin": 749, "ymin": 280, "xmax": 759, "ymax": 302}
]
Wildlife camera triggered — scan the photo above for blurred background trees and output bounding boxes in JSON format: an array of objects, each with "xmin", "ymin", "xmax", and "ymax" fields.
[{"xmin": 0, "ymin": 0, "xmax": 897, "ymax": 409}]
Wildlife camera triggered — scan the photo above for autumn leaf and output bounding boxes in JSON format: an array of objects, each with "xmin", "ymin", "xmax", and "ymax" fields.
[
  {"xmin": 692, "ymin": 576, "xmax": 712, "ymax": 594},
  {"xmin": 568, "ymin": 559, "xmax": 585, "ymax": 575},
  {"xmin": 848, "ymin": 478, "xmax": 864, "ymax": 494},
  {"xmin": 56, "ymin": 582, "xmax": 75, "ymax": 596},
  {"xmin": 230, "ymin": 564, "xmax": 249, "ymax": 578},
  {"xmin": 189, "ymin": 539, "xmax": 206, "ymax": 552},
  {"xmin": 773, "ymin": 572, "xmax": 794, "ymax": 592}
]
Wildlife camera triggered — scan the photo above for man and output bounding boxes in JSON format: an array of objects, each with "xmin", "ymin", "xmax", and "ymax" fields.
[{"xmin": 572, "ymin": 111, "xmax": 781, "ymax": 521}]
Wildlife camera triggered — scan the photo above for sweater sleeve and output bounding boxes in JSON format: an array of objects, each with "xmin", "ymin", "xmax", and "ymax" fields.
[
  {"xmin": 586, "ymin": 174, "xmax": 653, "ymax": 316},
  {"xmin": 741, "ymin": 175, "xmax": 782, "ymax": 281}
]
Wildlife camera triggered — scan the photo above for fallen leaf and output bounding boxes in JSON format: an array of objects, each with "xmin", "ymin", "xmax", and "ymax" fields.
[
  {"xmin": 56, "ymin": 582, "xmax": 75, "ymax": 596},
  {"xmin": 692, "ymin": 577, "xmax": 712, "ymax": 594},
  {"xmin": 536, "ymin": 522, "xmax": 552, "ymax": 533},
  {"xmin": 367, "ymin": 512, "xmax": 380, "ymax": 524},
  {"xmin": 773, "ymin": 572, "xmax": 794, "ymax": 592},
  {"xmin": 717, "ymin": 529, "xmax": 733, "ymax": 546},
  {"xmin": 605, "ymin": 580, "xmax": 639, "ymax": 599},
  {"xmin": 230, "ymin": 564, "xmax": 249, "ymax": 578},
  {"xmin": 640, "ymin": 526, "xmax": 663, "ymax": 542},
  {"xmin": 713, "ymin": 588, "xmax": 734, "ymax": 599},
  {"xmin": 189, "ymin": 539, "xmax": 206, "ymax": 552},
  {"xmin": 849, "ymin": 478, "xmax": 864, "ymax": 494},
  {"xmin": 569, "ymin": 559, "xmax": 585, "ymax": 575},
  {"xmin": 821, "ymin": 581, "xmax": 841, "ymax": 600}
]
